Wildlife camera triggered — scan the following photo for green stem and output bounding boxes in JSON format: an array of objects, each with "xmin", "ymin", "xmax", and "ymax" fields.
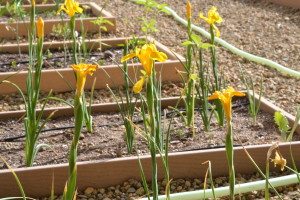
[
  {"xmin": 185, "ymin": 16, "xmax": 195, "ymax": 130},
  {"xmin": 147, "ymin": 73, "xmax": 158, "ymax": 200},
  {"xmin": 65, "ymin": 96, "xmax": 84, "ymax": 199},
  {"xmin": 70, "ymin": 16, "xmax": 78, "ymax": 64},
  {"xmin": 198, "ymin": 49, "xmax": 210, "ymax": 131},
  {"xmin": 226, "ymin": 121, "xmax": 235, "ymax": 199}
]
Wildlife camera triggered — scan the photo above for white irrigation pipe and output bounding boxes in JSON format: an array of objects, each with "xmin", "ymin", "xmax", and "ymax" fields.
[
  {"xmin": 130, "ymin": 0, "xmax": 300, "ymax": 79},
  {"xmin": 140, "ymin": 174, "xmax": 299, "ymax": 200}
]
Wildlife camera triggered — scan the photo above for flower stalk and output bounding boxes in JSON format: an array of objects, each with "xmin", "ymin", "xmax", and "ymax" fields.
[
  {"xmin": 208, "ymin": 86, "xmax": 245, "ymax": 199},
  {"xmin": 63, "ymin": 64, "xmax": 97, "ymax": 199},
  {"xmin": 24, "ymin": 2, "xmax": 47, "ymax": 166},
  {"xmin": 184, "ymin": 1, "xmax": 196, "ymax": 131},
  {"xmin": 121, "ymin": 43, "xmax": 167, "ymax": 200},
  {"xmin": 200, "ymin": 6, "xmax": 224, "ymax": 126}
]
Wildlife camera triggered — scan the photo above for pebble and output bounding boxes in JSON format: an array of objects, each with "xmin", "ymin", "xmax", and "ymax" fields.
[
  {"xmin": 127, "ymin": 187, "xmax": 136, "ymax": 193},
  {"xmin": 84, "ymin": 187, "xmax": 94, "ymax": 195}
]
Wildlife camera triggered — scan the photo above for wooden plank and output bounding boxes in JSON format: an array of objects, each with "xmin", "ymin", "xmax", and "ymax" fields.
[
  {"xmin": 0, "ymin": 142, "xmax": 299, "ymax": 197},
  {"xmin": 0, "ymin": 37, "xmax": 184, "ymax": 94}
]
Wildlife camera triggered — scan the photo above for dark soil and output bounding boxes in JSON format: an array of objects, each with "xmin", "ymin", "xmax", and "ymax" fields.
[
  {"xmin": 0, "ymin": 47, "xmax": 123, "ymax": 72},
  {"xmin": 1, "ymin": 98, "xmax": 297, "ymax": 169},
  {"xmin": 0, "ymin": 32, "xmax": 115, "ymax": 45}
]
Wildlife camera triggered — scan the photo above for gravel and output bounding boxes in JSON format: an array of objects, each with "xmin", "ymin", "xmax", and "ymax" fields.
[{"xmin": 39, "ymin": 172, "xmax": 300, "ymax": 200}]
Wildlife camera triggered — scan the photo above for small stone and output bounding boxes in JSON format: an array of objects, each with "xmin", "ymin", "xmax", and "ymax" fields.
[
  {"xmin": 84, "ymin": 187, "xmax": 94, "ymax": 195},
  {"xmin": 185, "ymin": 181, "xmax": 191, "ymax": 188},
  {"xmin": 99, "ymin": 188, "xmax": 105, "ymax": 194},
  {"xmin": 80, "ymin": 134, "xmax": 85, "ymax": 140},
  {"xmin": 215, "ymin": 177, "xmax": 223, "ymax": 185},
  {"xmin": 136, "ymin": 187, "xmax": 144, "ymax": 195},
  {"xmin": 257, "ymin": 122, "xmax": 264, "ymax": 129},
  {"xmin": 103, "ymin": 198, "xmax": 111, "ymax": 200},
  {"xmin": 176, "ymin": 186, "xmax": 183, "ymax": 192},
  {"xmin": 127, "ymin": 187, "xmax": 136, "ymax": 193}
]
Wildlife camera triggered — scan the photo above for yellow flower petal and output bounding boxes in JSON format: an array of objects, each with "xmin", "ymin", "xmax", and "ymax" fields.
[
  {"xmin": 199, "ymin": 6, "xmax": 223, "ymax": 36},
  {"xmin": 121, "ymin": 52, "xmax": 137, "ymax": 63},
  {"xmin": 71, "ymin": 63, "xmax": 98, "ymax": 97},
  {"xmin": 133, "ymin": 77, "xmax": 145, "ymax": 94},
  {"xmin": 208, "ymin": 87, "xmax": 245, "ymax": 121},
  {"xmin": 199, "ymin": 12, "xmax": 209, "ymax": 24},
  {"xmin": 121, "ymin": 43, "xmax": 168, "ymax": 76},
  {"xmin": 212, "ymin": 24, "xmax": 221, "ymax": 37},
  {"xmin": 57, "ymin": 0, "xmax": 83, "ymax": 17},
  {"xmin": 150, "ymin": 51, "xmax": 168, "ymax": 62}
]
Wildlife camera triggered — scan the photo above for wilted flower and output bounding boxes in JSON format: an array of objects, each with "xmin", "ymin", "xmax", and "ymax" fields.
[{"xmin": 271, "ymin": 150, "xmax": 286, "ymax": 171}]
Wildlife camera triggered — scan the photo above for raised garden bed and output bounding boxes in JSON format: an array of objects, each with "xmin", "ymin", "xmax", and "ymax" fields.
[
  {"xmin": 0, "ymin": 37, "xmax": 185, "ymax": 94},
  {"xmin": 0, "ymin": 92, "xmax": 299, "ymax": 198},
  {"xmin": 0, "ymin": 2, "xmax": 116, "ymax": 40}
]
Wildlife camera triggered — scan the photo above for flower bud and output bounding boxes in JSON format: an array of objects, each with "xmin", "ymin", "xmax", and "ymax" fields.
[
  {"xmin": 36, "ymin": 17, "xmax": 44, "ymax": 38},
  {"xmin": 186, "ymin": 1, "xmax": 192, "ymax": 19}
]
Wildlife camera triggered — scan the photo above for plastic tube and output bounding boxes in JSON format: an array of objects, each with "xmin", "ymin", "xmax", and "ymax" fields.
[
  {"xmin": 130, "ymin": 0, "xmax": 300, "ymax": 79},
  {"xmin": 140, "ymin": 174, "xmax": 299, "ymax": 200}
]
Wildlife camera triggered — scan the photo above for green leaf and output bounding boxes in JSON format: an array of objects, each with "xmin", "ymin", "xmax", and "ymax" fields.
[
  {"xmin": 191, "ymin": 33, "xmax": 202, "ymax": 45},
  {"xmin": 274, "ymin": 111, "xmax": 290, "ymax": 134},
  {"xmin": 182, "ymin": 40, "xmax": 194, "ymax": 46},
  {"xmin": 200, "ymin": 43, "xmax": 213, "ymax": 49}
]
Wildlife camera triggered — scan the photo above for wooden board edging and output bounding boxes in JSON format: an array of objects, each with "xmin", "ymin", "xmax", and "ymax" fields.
[
  {"xmin": 0, "ymin": 37, "xmax": 185, "ymax": 94},
  {"xmin": 0, "ymin": 142, "xmax": 300, "ymax": 197}
]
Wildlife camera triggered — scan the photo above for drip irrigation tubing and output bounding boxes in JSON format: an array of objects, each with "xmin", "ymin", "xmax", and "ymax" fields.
[{"xmin": 0, "ymin": 101, "xmax": 248, "ymax": 142}]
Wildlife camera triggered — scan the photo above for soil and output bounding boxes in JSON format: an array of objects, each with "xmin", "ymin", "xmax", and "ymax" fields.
[
  {"xmin": 1, "ymin": 98, "xmax": 298, "ymax": 169},
  {"xmin": 90, "ymin": 0, "xmax": 300, "ymax": 116},
  {"xmin": 0, "ymin": 47, "xmax": 123, "ymax": 72},
  {"xmin": 0, "ymin": 32, "xmax": 116, "ymax": 45}
]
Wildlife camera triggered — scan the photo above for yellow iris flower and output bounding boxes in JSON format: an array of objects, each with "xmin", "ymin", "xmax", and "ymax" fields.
[
  {"xmin": 121, "ymin": 43, "xmax": 167, "ymax": 94},
  {"xmin": 71, "ymin": 63, "xmax": 98, "ymax": 97},
  {"xmin": 58, "ymin": 0, "xmax": 83, "ymax": 17},
  {"xmin": 271, "ymin": 150, "xmax": 286, "ymax": 171},
  {"xmin": 36, "ymin": 17, "xmax": 44, "ymax": 39},
  {"xmin": 199, "ymin": 6, "xmax": 223, "ymax": 37},
  {"xmin": 208, "ymin": 86, "xmax": 245, "ymax": 121},
  {"xmin": 31, "ymin": 0, "xmax": 35, "ymax": 6},
  {"xmin": 186, "ymin": 1, "xmax": 192, "ymax": 20}
]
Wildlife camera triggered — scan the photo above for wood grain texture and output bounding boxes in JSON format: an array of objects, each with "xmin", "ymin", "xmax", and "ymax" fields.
[
  {"xmin": 0, "ymin": 142, "xmax": 299, "ymax": 197},
  {"xmin": 0, "ymin": 37, "xmax": 185, "ymax": 94}
]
